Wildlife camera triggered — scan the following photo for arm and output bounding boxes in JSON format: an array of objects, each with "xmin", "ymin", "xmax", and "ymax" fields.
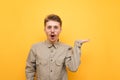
[
  {"xmin": 25, "ymin": 47, "xmax": 36, "ymax": 80},
  {"xmin": 65, "ymin": 40, "xmax": 89, "ymax": 72}
]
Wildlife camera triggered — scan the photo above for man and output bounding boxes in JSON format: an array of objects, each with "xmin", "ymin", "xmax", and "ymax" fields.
[{"xmin": 25, "ymin": 14, "xmax": 89, "ymax": 80}]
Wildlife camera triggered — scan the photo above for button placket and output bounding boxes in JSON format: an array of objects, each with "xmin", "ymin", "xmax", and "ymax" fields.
[
  {"xmin": 49, "ymin": 47, "xmax": 53, "ymax": 73},
  {"xmin": 49, "ymin": 45, "xmax": 57, "ymax": 80},
  {"xmin": 51, "ymin": 59, "xmax": 53, "ymax": 62},
  {"xmin": 50, "ymin": 48, "xmax": 56, "ymax": 58},
  {"xmin": 49, "ymin": 56, "xmax": 54, "ymax": 79},
  {"xmin": 51, "ymin": 49, "xmax": 53, "ymax": 53}
]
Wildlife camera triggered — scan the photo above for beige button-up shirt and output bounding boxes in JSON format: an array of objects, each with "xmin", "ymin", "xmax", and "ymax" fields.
[{"xmin": 25, "ymin": 40, "xmax": 82, "ymax": 80}]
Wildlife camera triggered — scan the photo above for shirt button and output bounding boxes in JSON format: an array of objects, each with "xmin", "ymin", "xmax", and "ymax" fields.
[
  {"xmin": 51, "ymin": 70, "xmax": 52, "ymax": 72},
  {"xmin": 51, "ymin": 50, "xmax": 53, "ymax": 53},
  {"xmin": 51, "ymin": 59, "xmax": 53, "ymax": 61}
]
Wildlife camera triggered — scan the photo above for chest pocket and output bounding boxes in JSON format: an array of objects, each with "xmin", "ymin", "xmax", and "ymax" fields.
[
  {"xmin": 55, "ymin": 60, "xmax": 63, "ymax": 66},
  {"xmin": 55, "ymin": 56, "xmax": 65, "ymax": 66},
  {"xmin": 36, "ymin": 59, "xmax": 48, "ymax": 66}
]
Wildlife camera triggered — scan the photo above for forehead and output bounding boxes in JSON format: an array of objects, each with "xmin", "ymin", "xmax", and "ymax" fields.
[{"xmin": 46, "ymin": 20, "xmax": 60, "ymax": 26}]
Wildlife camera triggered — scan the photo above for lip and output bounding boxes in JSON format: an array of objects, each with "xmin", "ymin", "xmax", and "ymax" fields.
[
  {"xmin": 50, "ymin": 34, "xmax": 56, "ymax": 38},
  {"xmin": 50, "ymin": 34, "xmax": 55, "ymax": 38},
  {"xmin": 51, "ymin": 35, "xmax": 55, "ymax": 37}
]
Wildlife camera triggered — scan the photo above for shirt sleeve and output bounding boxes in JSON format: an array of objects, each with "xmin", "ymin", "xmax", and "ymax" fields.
[
  {"xmin": 25, "ymin": 46, "xmax": 36, "ymax": 80},
  {"xmin": 65, "ymin": 40, "xmax": 82, "ymax": 72}
]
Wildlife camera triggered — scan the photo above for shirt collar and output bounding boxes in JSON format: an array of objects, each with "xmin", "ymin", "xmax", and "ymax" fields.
[{"xmin": 45, "ymin": 40, "xmax": 60, "ymax": 49}]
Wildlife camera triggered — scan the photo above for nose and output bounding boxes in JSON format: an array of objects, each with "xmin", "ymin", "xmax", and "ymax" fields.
[{"xmin": 51, "ymin": 27, "xmax": 55, "ymax": 32}]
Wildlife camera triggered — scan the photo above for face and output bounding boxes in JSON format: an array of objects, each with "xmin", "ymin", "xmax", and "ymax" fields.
[{"xmin": 44, "ymin": 20, "xmax": 61, "ymax": 44}]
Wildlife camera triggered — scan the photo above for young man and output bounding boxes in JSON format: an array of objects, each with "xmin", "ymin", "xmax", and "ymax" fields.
[{"xmin": 25, "ymin": 14, "xmax": 89, "ymax": 80}]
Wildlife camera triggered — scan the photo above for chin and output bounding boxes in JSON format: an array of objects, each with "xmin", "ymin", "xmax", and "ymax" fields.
[
  {"xmin": 49, "ymin": 39, "xmax": 57, "ymax": 43},
  {"xmin": 50, "ymin": 40, "xmax": 56, "ymax": 43}
]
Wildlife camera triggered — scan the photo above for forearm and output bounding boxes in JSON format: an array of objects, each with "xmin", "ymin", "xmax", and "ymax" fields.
[
  {"xmin": 25, "ymin": 61, "xmax": 36, "ymax": 80},
  {"xmin": 25, "ymin": 47, "xmax": 36, "ymax": 80},
  {"xmin": 65, "ymin": 41, "xmax": 82, "ymax": 72}
]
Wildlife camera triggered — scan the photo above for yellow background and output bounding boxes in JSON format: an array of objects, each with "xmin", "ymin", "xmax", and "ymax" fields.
[{"xmin": 0, "ymin": 0, "xmax": 120, "ymax": 80}]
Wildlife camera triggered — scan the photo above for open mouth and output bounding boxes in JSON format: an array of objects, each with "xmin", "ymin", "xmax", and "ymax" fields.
[{"xmin": 50, "ymin": 34, "xmax": 55, "ymax": 38}]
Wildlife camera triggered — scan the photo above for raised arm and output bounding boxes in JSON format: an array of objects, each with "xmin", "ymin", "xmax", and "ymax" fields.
[{"xmin": 65, "ymin": 40, "xmax": 89, "ymax": 72}]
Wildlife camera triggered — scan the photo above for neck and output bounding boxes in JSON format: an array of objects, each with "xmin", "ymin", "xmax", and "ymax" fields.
[{"xmin": 47, "ymin": 39, "xmax": 59, "ymax": 44}]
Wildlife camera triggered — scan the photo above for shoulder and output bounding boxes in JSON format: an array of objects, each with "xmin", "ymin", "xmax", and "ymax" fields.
[
  {"xmin": 59, "ymin": 42, "xmax": 72, "ymax": 50},
  {"xmin": 31, "ymin": 41, "xmax": 44, "ymax": 49}
]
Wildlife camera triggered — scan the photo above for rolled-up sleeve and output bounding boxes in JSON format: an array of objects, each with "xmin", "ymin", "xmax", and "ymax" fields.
[
  {"xmin": 25, "ymin": 47, "xmax": 36, "ymax": 80},
  {"xmin": 65, "ymin": 40, "xmax": 82, "ymax": 72}
]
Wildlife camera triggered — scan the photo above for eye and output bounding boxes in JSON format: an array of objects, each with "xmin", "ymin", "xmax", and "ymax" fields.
[
  {"xmin": 47, "ymin": 26, "xmax": 52, "ymax": 29},
  {"xmin": 54, "ymin": 26, "xmax": 58, "ymax": 29}
]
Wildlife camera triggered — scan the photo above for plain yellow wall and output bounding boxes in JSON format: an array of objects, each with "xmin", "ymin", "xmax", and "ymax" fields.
[{"xmin": 0, "ymin": 0, "xmax": 120, "ymax": 80}]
